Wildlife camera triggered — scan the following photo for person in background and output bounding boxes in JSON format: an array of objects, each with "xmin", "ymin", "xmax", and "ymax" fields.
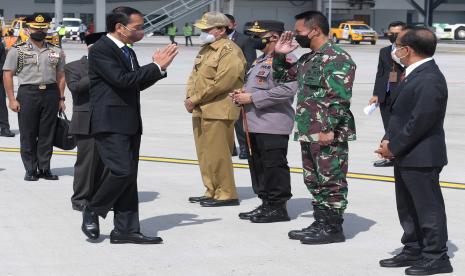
[
  {"xmin": 78, "ymin": 22, "xmax": 88, "ymax": 44},
  {"xmin": 369, "ymin": 21, "xmax": 406, "ymax": 167},
  {"xmin": 183, "ymin": 22, "xmax": 193, "ymax": 46},
  {"xmin": 64, "ymin": 32, "xmax": 106, "ymax": 212},
  {"xmin": 167, "ymin": 23, "xmax": 177, "ymax": 45},
  {"xmin": 57, "ymin": 22, "xmax": 66, "ymax": 46},
  {"xmin": 0, "ymin": 40, "xmax": 15, "ymax": 137}
]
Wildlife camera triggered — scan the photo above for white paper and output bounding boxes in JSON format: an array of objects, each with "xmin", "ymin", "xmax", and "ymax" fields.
[{"xmin": 364, "ymin": 103, "xmax": 378, "ymax": 115}]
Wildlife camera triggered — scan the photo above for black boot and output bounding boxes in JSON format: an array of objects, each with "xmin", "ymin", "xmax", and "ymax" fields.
[
  {"xmin": 238, "ymin": 202, "xmax": 267, "ymax": 220},
  {"xmin": 288, "ymin": 208, "xmax": 325, "ymax": 240},
  {"xmin": 301, "ymin": 209, "xmax": 345, "ymax": 244},
  {"xmin": 0, "ymin": 128, "xmax": 15, "ymax": 137},
  {"xmin": 250, "ymin": 203, "xmax": 290, "ymax": 223}
]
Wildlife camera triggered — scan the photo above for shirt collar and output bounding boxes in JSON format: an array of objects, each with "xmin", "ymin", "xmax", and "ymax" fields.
[
  {"xmin": 208, "ymin": 37, "xmax": 228, "ymax": 50},
  {"xmin": 107, "ymin": 33, "xmax": 126, "ymax": 49},
  {"xmin": 315, "ymin": 41, "xmax": 332, "ymax": 54},
  {"xmin": 405, "ymin": 57, "xmax": 433, "ymax": 77},
  {"xmin": 228, "ymin": 30, "xmax": 236, "ymax": 40}
]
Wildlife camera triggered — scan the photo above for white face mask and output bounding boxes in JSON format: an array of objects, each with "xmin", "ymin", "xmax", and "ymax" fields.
[
  {"xmin": 391, "ymin": 46, "xmax": 405, "ymax": 66},
  {"xmin": 199, "ymin": 31, "xmax": 216, "ymax": 44}
]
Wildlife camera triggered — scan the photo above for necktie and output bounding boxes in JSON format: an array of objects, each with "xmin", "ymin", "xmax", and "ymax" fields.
[{"xmin": 121, "ymin": 45, "xmax": 131, "ymax": 62}]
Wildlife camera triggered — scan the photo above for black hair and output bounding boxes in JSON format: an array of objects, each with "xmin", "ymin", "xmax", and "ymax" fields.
[
  {"xmin": 295, "ymin": 11, "xmax": 329, "ymax": 36},
  {"xmin": 388, "ymin": 21, "xmax": 406, "ymax": 30},
  {"xmin": 106, "ymin": 6, "xmax": 142, "ymax": 32},
  {"xmin": 224, "ymin": 14, "xmax": 235, "ymax": 23},
  {"xmin": 400, "ymin": 26, "xmax": 437, "ymax": 57}
]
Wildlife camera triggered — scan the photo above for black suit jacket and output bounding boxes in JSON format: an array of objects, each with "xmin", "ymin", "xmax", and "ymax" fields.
[
  {"xmin": 0, "ymin": 44, "xmax": 6, "ymax": 84},
  {"xmin": 387, "ymin": 60, "xmax": 448, "ymax": 167},
  {"xmin": 88, "ymin": 36, "xmax": 165, "ymax": 135},
  {"xmin": 373, "ymin": 45, "xmax": 405, "ymax": 103},
  {"xmin": 231, "ymin": 31, "xmax": 257, "ymax": 70},
  {"xmin": 65, "ymin": 55, "xmax": 91, "ymax": 135}
]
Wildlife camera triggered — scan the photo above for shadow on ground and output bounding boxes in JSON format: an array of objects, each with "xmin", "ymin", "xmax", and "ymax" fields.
[
  {"xmin": 52, "ymin": 167, "xmax": 74, "ymax": 176},
  {"xmin": 139, "ymin": 191, "xmax": 159, "ymax": 203},
  {"xmin": 141, "ymin": 213, "xmax": 221, "ymax": 236}
]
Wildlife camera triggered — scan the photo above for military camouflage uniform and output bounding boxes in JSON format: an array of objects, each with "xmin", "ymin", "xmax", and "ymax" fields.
[{"xmin": 273, "ymin": 41, "xmax": 356, "ymax": 213}]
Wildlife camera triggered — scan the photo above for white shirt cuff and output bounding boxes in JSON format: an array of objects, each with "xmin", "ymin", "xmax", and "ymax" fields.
[{"xmin": 154, "ymin": 63, "xmax": 166, "ymax": 75}]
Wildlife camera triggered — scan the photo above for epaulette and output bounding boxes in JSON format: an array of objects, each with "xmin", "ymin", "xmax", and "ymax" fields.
[
  {"xmin": 46, "ymin": 42, "xmax": 60, "ymax": 48},
  {"xmin": 13, "ymin": 41, "xmax": 26, "ymax": 48}
]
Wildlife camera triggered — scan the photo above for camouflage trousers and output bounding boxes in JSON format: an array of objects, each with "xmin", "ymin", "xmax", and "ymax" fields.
[{"xmin": 300, "ymin": 141, "xmax": 349, "ymax": 214}]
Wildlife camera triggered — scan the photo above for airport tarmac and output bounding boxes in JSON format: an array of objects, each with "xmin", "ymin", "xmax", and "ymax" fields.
[{"xmin": 0, "ymin": 36, "xmax": 464, "ymax": 276}]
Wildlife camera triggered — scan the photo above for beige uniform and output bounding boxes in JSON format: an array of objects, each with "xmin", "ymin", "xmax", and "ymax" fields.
[
  {"xmin": 186, "ymin": 37, "xmax": 246, "ymax": 200},
  {"xmin": 3, "ymin": 40, "xmax": 65, "ymax": 84}
]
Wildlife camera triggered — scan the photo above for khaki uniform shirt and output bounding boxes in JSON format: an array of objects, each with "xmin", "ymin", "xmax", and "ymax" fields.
[
  {"xmin": 2, "ymin": 39, "xmax": 65, "ymax": 85},
  {"xmin": 186, "ymin": 37, "xmax": 246, "ymax": 120}
]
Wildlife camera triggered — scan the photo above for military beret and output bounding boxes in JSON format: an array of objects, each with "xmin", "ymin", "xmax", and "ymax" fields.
[{"xmin": 248, "ymin": 20, "xmax": 285, "ymax": 33}]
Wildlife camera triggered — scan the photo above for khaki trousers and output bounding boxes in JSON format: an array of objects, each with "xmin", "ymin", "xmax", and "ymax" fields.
[{"xmin": 192, "ymin": 117, "xmax": 238, "ymax": 200}]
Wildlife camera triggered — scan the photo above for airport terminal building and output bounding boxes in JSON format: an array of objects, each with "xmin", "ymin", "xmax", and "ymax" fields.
[{"xmin": 1, "ymin": 0, "xmax": 465, "ymax": 35}]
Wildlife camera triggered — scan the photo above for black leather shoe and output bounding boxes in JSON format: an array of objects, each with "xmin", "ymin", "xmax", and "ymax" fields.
[
  {"xmin": 405, "ymin": 256, "xmax": 453, "ymax": 275},
  {"xmin": 81, "ymin": 207, "xmax": 99, "ymax": 240},
  {"xmin": 24, "ymin": 170, "xmax": 39, "ymax": 181},
  {"xmin": 374, "ymin": 159, "xmax": 394, "ymax": 167},
  {"xmin": 110, "ymin": 230, "xmax": 163, "ymax": 244},
  {"xmin": 380, "ymin": 252, "xmax": 423, "ymax": 268},
  {"xmin": 188, "ymin": 196, "xmax": 212, "ymax": 203},
  {"xmin": 239, "ymin": 149, "xmax": 248, "ymax": 160},
  {"xmin": 238, "ymin": 204, "xmax": 266, "ymax": 220},
  {"xmin": 38, "ymin": 169, "xmax": 59, "ymax": 180},
  {"xmin": 250, "ymin": 204, "xmax": 290, "ymax": 223},
  {"xmin": 200, "ymin": 199, "xmax": 240, "ymax": 207},
  {"xmin": 0, "ymin": 128, "xmax": 15, "ymax": 137}
]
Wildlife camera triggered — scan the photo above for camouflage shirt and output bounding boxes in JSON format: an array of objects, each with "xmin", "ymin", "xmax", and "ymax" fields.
[{"xmin": 273, "ymin": 41, "xmax": 356, "ymax": 143}]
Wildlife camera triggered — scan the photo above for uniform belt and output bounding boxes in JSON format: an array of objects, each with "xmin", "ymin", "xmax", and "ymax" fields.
[{"xmin": 20, "ymin": 83, "xmax": 58, "ymax": 90}]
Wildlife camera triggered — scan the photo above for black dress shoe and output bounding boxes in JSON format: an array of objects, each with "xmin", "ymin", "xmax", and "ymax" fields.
[
  {"xmin": 239, "ymin": 149, "xmax": 248, "ymax": 160},
  {"xmin": 405, "ymin": 256, "xmax": 453, "ymax": 275},
  {"xmin": 110, "ymin": 230, "xmax": 163, "ymax": 244},
  {"xmin": 373, "ymin": 159, "xmax": 394, "ymax": 167},
  {"xmin": 250, "ymin": 204, "xmax": 290, "ymax": 223},
  {"xmin": 0, "ymin": 128, "xmax": 15, "ymax": 137},
  {"xmin": 238, "ymin": 204, "xmax": 265, "ymax": 220},
  {"xmin": 380, "ymin": 252, "xmax": 422, "ymax": 268},
  {"xmin": 24, "ymin": 170, "xmax": 39, "ymax": 181},
  {"xmin": 200, "ymin": 199, "xmax": 240, "ymax": 207},
  {"xmin": 188, "ymin": 196, "xmax": 212, "ymax": 203},
  {"xmin": 38, "ymin": 169, "xmax": 59, "ymax": 180},
  {"xmin": 81, "ymin": 207, "xmax": 99, "ymax": 240}
]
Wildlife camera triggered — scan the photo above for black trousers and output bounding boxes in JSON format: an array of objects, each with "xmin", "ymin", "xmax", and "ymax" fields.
[
  {"xmin": 89, "ymin": 133, "xmax": 141, "ymax": 233},
  {"xmin": 247, "ymin": 133, "xmax": 292, "ymax": 204},
  {"xmin": 185, "ymin": 36, "xmax": 193, "ymax": 46},
  {"xmin": 394, "ymin": 165, "xmax": 449, "ymax": 259},
  {"xmin": 17, "ymin": 85, "xmax": 59, "ymax": 172},
  {"xmin": 71, "ymin": 134, "xmax": 105, "ymax": 206},
  {"xmin": 234, "ymin": 113, "xmax": 247, "ymax": 153},
  {"xmin": 379, "ymin": 93, "xmax": 392, "ymax": 132},
  {"xmin": 0, "ymin": 81, "xmax": 10, "ymax": 130}
]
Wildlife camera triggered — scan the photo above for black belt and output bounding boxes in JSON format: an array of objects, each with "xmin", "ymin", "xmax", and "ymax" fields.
[{"xmin": 20, "ymin": 83, "xmax": 58, "ymax": 90}]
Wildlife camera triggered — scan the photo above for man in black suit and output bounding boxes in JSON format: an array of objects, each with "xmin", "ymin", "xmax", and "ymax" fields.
[
  {"xmin": 65, "ymin": 32, "xmax": 106, "ymax": 212},
  {"xmin": 225, "ymin": 14, "xmax": 258, "ymax": 159},
  {"xmin": 377, "ymin": 27, "xmax": 453, "ymax": 275},
  {"xmin": 82, "ymin": 6, "xmax": 178, "ymax": 244},
  {"xmin": 0, "ymin": 40, "xmax": 15, "ymax": 137},
  {"xmin": 369, "ymin": 21, "xmax": 406, "ymax": 167}
]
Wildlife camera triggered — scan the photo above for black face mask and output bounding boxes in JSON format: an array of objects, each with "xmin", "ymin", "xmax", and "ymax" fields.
[
  {"xmin": 30, "ymin": 31, "xmax": 47, "ymax": 42},
  {"xmin": 253, "ymin": 36, "xmax": 271, "ymax": 50},
  {"xmin": 295, "ymin": 34, "xmax": 311, "ymax": 48},
  {"xmin": 388, "ymin": 33, "xmax": 398, "ymax": 44}
]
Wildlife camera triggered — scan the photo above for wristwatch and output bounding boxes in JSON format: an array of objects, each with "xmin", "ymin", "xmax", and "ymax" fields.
[{"xmin": 59, "ymin": 97, "xmax": 65, "ymax": 101}]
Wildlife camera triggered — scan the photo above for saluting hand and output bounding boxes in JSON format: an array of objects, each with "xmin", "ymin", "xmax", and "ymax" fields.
[
  {"xmin": 153, "ymin": 44, "xmax": 178, "ymax": 71},
  {"xmin": 275, "ymin": 31, "xmax": 299, "ymax": 54},
  {"xmin": 9, "ymin": 99, "xmax": 20, "ymax": 113}
]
